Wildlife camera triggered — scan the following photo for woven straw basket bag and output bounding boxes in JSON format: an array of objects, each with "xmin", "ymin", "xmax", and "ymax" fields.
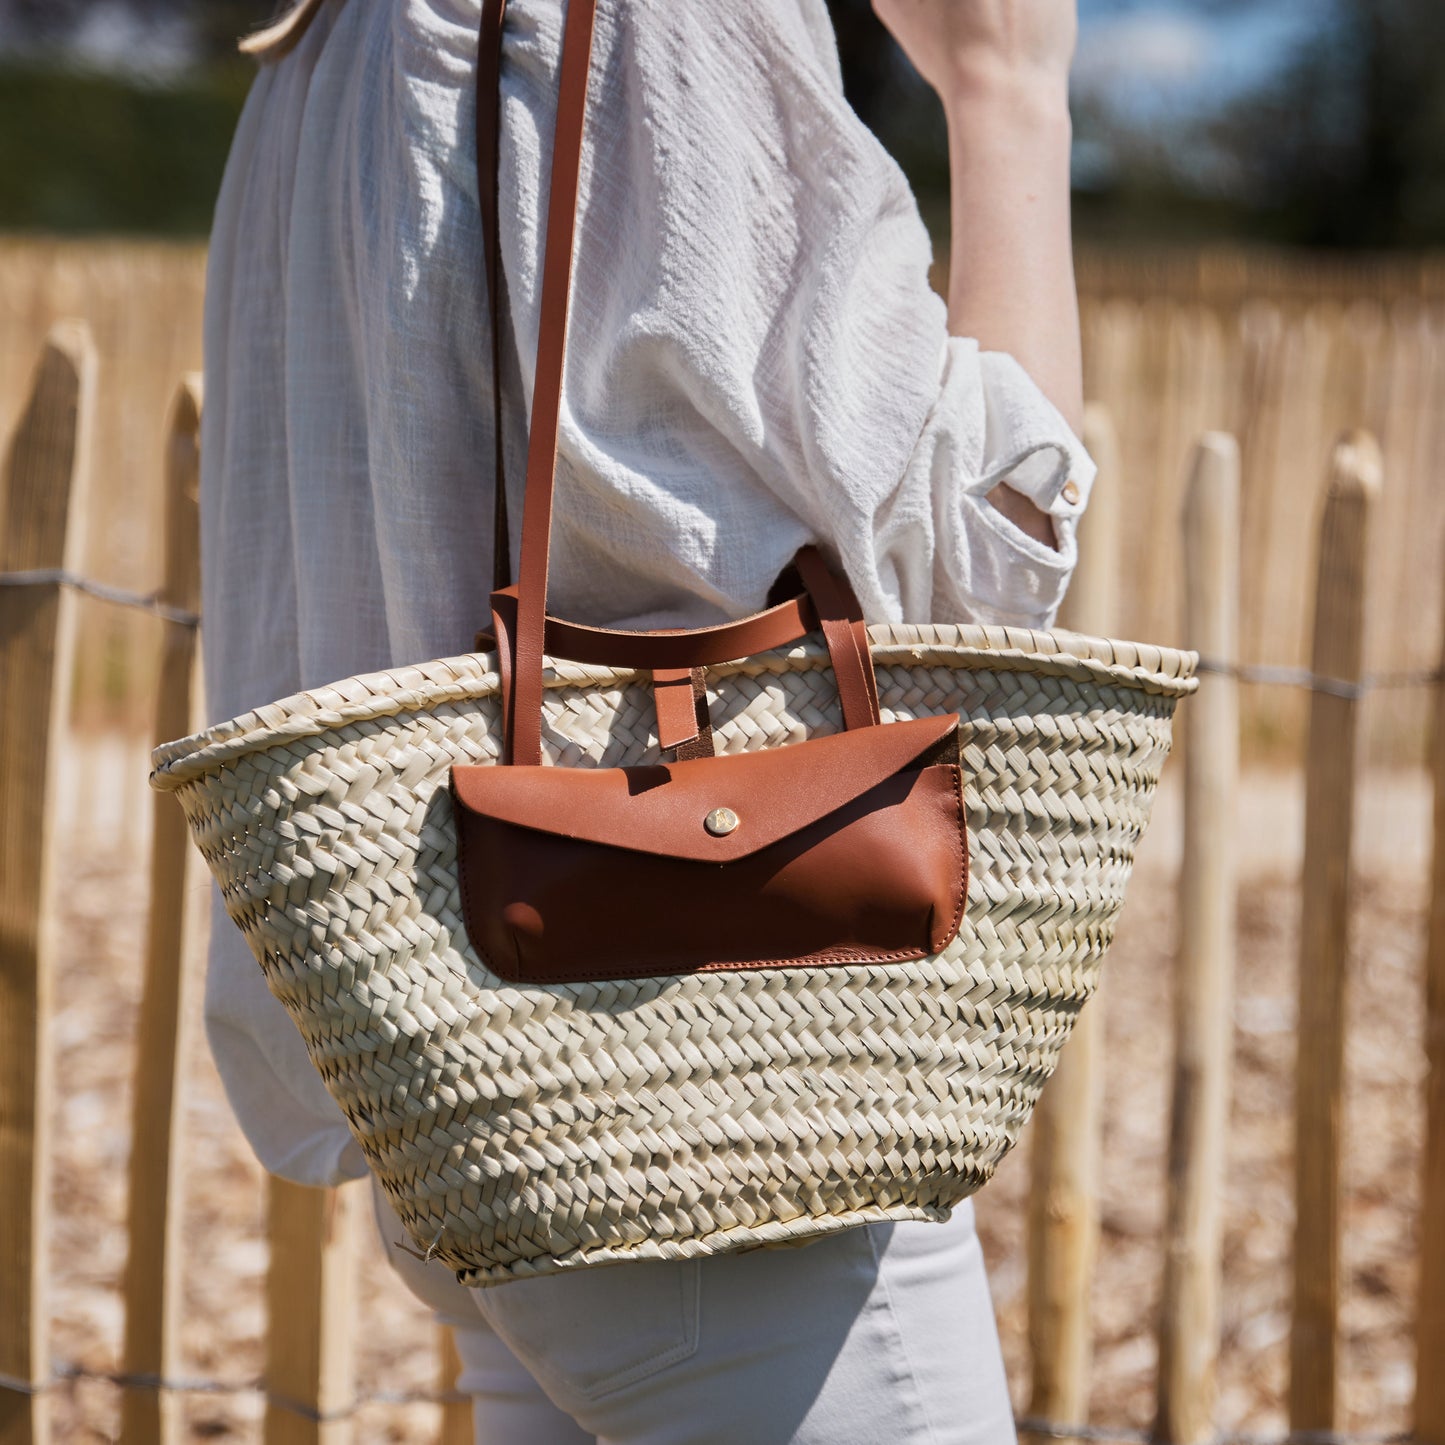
[{"xmin": 152, "ymin": 0, "xmax": 1197, "ymax": 1286}]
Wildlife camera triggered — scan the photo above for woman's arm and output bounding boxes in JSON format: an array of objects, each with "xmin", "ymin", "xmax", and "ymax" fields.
[{"xmin": 873, "ymin": 0, "xmax": 1082, "ymax": 549}]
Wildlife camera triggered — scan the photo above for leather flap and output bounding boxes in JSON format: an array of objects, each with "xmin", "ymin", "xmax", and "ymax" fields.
[{"xmin": 451, "ymin": 714, "xmax": 959, "ymax": 864}]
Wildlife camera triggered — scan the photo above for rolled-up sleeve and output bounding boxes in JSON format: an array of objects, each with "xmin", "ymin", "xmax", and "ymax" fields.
[
  {"xmin": 912, "ymin": 339, "xmax": 1098, "ymax": 627},
  {"xmin": 541, "ymin": 0, "xmax": 1096, "ymax": 631}
]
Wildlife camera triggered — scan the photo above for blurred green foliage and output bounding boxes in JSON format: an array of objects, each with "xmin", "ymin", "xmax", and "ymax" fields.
[
  {"xmin": 0, "ymin": 62, "xmax": 253, "ymax": 234},
  {"xmin": 2, "ymin": 0, "xmax": 1444, "ymax": 247}
]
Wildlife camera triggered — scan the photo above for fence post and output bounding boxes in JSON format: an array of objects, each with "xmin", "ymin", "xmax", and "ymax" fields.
[
  {"xmin": 119, "ymin": 378, "xmax": 203, "ymax": 1445},
  {"xmin": 0, "ymin": 322, "xmax": 95, "ymax": 1445},
  {"xmin": 264, "ymin": 1179, "xmax": 360, "ymax": 1445},
  {"xmin": 438, "ymin": 1329, "xmax": 472, "ymax": 1445},
  {"xmin": 1418, "ymin": 548, "xmax": 1445, "ymax": 1445},
  {"xmin": 1025, "ymin": 402, "xmax": 1119, "ymax": 1427},
  {"xmin": 1289, "ymin": 431, "xmax": 1380, "ymax": 1432},
  {"xmin": 1156, "ymin": 434, "xmax": 1240, "ymax": 1442},
  {"xmin": 0, "ymin": 325, "xmax": 96, "ymax": 1445}
]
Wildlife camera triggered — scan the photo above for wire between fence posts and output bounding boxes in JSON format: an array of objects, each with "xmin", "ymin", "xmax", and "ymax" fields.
[
  {"xmin": 1025, "ymin": 401, "xmax": 1120, "ymax": 1431},
  {"xmin": 1290, "ymin": 431, "xmax": 1381, "ymax": 1433},
  {"xmin": 0, "ymin": 569, "xmax": 199, "ymax": 627},
  {"xmin": 1417, "ymin": 532, "xmax": 1445, "ymax": 1444},
  {"xmin": 1157, "ymin": 433, "xmax": 1240, "ymax": 1443},
  {"xmin": 7, "ymin": 1361, "xmax": 1421, "ymax": 1445},
  {"xmin": 1190, "ymin": 659, "xmax": 1444, "ymax": 696},
  {"xmin": 0, "ymin": 322, "xmax": 96, "ymax": 1445},
  {"xmin": 23, "ymin": 1359, "xmax": 470, "ymax": 1411},
  {"xmin": 119, "ymin": 377, "xmax": 204, "ymax": 1445}
]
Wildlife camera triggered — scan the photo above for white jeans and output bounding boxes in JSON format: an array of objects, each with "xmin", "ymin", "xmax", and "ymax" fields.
[{"xmin": 369, "ymin": 1176, "xmax": 1017, "ymax": 1445}]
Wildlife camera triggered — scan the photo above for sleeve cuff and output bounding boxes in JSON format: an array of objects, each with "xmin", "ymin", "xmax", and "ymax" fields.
[{"xmin": 962, "ymin": 346, "xmax": 1096, "ymax": 526}]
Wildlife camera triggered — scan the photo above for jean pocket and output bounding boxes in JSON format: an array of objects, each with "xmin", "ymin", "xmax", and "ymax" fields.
[{"xmin": 478, "ymin": 1255, "xmax": 701, "ymax": 1404}]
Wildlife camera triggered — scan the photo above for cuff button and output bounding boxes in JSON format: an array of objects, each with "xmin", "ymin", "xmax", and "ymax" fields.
[{"xmin": 1061, "ymin": 479, "xmax": 1082, "ymax": 506}]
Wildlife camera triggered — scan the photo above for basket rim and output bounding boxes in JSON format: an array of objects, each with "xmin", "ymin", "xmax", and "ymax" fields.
[{"xmin": 151, "ymin": 622, "xmax": 1198, "ymax": 790}]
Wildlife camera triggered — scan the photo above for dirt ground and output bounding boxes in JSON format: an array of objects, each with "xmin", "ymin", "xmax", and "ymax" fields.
[{"xmin": 41, "ymin": 742, "xmax": 1432, "ymax": 1442}]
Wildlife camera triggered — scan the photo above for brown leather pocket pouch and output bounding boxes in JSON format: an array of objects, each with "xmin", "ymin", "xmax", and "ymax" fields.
[{"xmin": 450, "ymin": 714, "xmax": 968, "ymax": 984}]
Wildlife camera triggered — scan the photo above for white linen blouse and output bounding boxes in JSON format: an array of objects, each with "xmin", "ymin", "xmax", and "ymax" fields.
[{"xmin": 200, "ymin": 0, "xmax": 1096, "ymax": 1186}]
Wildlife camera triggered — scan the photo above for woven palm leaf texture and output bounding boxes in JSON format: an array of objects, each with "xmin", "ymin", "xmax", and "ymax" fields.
[{"xmin": 151, "ymin": 622, "xmax": 1197, "ymax": 1284}]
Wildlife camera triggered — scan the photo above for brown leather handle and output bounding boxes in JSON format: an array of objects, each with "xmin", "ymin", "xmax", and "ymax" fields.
[
  {"xmin": 489, "ymin": 543, "xmax": 881, "ymax": 759},
  {"xmin": 491, "ymin": 587, "xmax": 825, "ymax": 671},
  {"xmin": 476, "ymin": 0, "xmax": 882, "ymax": 767}
]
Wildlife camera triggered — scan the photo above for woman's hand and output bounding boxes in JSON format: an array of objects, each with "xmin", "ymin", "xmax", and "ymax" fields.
[{"xmin": 872, "ymin": 0, "xmax": 1078, "ymax": 99}]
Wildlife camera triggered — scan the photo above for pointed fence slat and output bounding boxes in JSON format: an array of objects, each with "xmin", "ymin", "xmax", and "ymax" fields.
[
  {"xmin": 1289, "ymin": 431, "xmax": 1381, "ymax": 1432},
  {"xmin": 119, "ymin": 377, "xmax": 203, "ymax": 1445},
  {"xmin": 0, "ymin": 322, "xmax": 95, "ymax": 1445},
  {"xmin": 1156, "ymin": 433, "xmax": 1240, "ymax": 1443}
]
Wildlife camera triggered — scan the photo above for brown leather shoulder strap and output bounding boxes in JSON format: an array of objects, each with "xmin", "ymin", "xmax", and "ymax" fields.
[
  {"xmin": 477, "ymin": 0, "xmax": 510, "ymax": 592},
  {"xmin": 507, "ymin": 0, "xmax": 599, "ymax": 766}
]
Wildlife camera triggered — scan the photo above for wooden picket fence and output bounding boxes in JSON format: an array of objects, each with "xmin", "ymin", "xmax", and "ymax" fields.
[
  {"xmin": 7, "ymin": 239, "xmax": 1445, "ymax": 768},
  {"xmin": 0, "ymin": 326, "xmax": 462, "ymax": 1445},
  {"xmin": 1, "ymin": 321, "xmax": 1443, "ymax": 1443}
]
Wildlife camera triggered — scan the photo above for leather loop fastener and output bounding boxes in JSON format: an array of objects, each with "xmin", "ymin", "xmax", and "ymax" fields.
[
  {"xmin": 451, "ymin": 714, "xmax": 968, "ymax": 983},
  {"xmin": 652, "ymin": 668, "xmax": 699, "ymax": 750},
  {"xmin": 652, "ymin": 667, "xmax": 715, "ymax": 759},
  {"xmin": 793, "ymin": 547, "xmax": 881, "ymax": 728}
]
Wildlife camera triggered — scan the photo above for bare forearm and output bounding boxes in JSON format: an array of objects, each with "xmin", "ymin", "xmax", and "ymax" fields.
[
  {"xmin": 943, "ymin": 65, "xmax": 1082, "ymax": 438},
  {"xmin": 872, "ymin": 0, "xmax": 1084, "ymax": 550},
  {"xmin": 942, "ymin": 66, "xmax": 1080, "ymax": 548}
]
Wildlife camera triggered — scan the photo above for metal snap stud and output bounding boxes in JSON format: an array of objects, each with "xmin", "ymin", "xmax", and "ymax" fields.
[
  {"xmin": 704, "ymin": 807, "xmax": 739, "ymax": 837},
  {"xmin": 1061, "ymin": 478, "xmax": 1082, "ymax": 505}
]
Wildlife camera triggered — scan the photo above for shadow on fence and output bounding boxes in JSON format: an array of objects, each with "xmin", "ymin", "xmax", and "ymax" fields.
[{"xmin": 1, "ymin": 320, "xmax": 1442, "ymax": 1443}]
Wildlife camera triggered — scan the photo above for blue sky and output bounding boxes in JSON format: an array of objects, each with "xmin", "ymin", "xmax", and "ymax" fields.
[
  {"xmin": 1069, "ymin": 0, "xmax": 1337, "ymax": 190},
  {"xmin": 0, "ymin": 1, "xmax": 1339, "ymax": 95},
  {"xmin": 1074, "ymin": 0, "xmax": 1327, "ymax": 113},
  {"xmin": 0, "ymin": 0, "xmax": 1336, "ymax": 99}
]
